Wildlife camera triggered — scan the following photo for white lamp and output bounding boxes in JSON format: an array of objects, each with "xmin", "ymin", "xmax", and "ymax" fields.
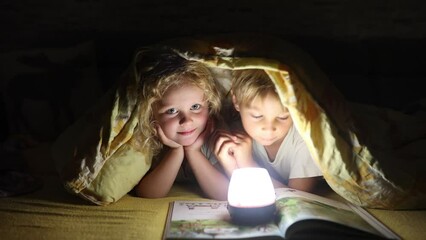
[{"xmin": 227, "ymin": 168, "xmax": 276, "ymax": 225}]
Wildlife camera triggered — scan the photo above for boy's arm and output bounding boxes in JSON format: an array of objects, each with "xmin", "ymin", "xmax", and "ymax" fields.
[
  {"xmin": 271, "ymin": 178, "xmax": 288, "ymax": 188},
  {"xmin": 288, "ymin": 176, "xmax": 323, "ymax": 193},
  {"xmin": 286, "ymin": 140, "xmax": 324, "ymax": 193},
  {"xmin": 214, "ymin": 132, "xmax": 290, "ymax": 189}
]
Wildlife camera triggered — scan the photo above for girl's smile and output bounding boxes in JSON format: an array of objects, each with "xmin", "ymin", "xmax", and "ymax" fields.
[
  {"xmin": 154, "ymin": 83, "xmax": 209, "ymax": 146},
  {"xmin": 178, "ymin": 128, "xmax": 196, "ymax": 136}
]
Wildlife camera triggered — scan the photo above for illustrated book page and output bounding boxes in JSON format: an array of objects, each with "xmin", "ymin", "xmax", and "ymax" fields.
[{"xmin": 163, "ymin": 188, "xmax": 399, "ymax": 240}]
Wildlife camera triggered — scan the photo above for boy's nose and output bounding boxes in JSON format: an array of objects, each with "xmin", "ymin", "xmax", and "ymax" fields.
[
  {"xmin": 262, "ymin": 120, "xmax": 277, "ymax": 132},
  {"xmin": 262, "ymin": 124, "xmax": 277, "ymax": 132}
]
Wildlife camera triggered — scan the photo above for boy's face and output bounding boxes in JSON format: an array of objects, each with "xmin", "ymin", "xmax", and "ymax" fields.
[
  {"xmin": 233, "ymin": 92, "xmax": 292, "ymax": 146},
  {"xmin": 154, "ymin": 83, "xmax": 209, "ymax": 146}
]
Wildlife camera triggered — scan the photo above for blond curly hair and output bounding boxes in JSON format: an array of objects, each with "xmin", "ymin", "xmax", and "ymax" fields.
[{"xmin": 137, "ymin": 49, "xmax": 222, "ymax": 155}]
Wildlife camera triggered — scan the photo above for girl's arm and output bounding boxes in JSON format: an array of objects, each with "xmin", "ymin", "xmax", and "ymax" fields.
[
  {"xmin": 184, "ymin": 121, "xmax": 230, "ymax": 200},
  {"xmin": 185, "ymin": 149, "xmax": 230, "ymax": 200},
  {"xmin": 134, "ymin": 147, "xmax": 184, "ymax": 198},
  {"xmin": 134, "ymin": 126, "xmax": 184, "ymax": 198}
]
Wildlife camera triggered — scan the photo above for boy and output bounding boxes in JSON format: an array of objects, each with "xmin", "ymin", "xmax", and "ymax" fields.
[{"xmin": 214, "ymin": 69, "xmax": 323, "ymax": 193}]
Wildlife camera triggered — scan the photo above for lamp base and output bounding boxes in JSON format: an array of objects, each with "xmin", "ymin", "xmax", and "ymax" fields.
[{"xmin": 228, "ymin": 203, "xmax": 276, "ymax": 226}]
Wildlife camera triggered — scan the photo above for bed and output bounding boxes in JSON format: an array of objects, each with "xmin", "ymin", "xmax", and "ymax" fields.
[
  {"xmin": 0, "ymin": 166, "xmax": 425, "ymax": 239},
  {"xmin": 1, "ymin": 33, "xmax": 425, "ymax": 240}
]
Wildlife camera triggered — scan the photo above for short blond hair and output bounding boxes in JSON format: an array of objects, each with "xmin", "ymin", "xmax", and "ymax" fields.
[
  {"xmin": 138, "ymin": 50, "xmax": 222, "ymax": 154},
  {"xmin": 231, "ymin": 69, "xmax": 277, "ymax": 106}
]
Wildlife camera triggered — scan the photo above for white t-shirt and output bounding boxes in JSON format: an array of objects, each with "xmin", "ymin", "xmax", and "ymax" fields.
[{"xmin": 252, "ymin": 125, "xmax": 322, "ymax": 184}]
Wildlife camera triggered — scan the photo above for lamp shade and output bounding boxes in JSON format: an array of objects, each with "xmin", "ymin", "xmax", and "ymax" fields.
[{"xmin": 227, "ymin": 168, "xmax": 276, "ymax": 225}]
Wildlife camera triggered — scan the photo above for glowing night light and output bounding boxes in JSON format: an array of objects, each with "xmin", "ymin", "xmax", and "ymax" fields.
[{"xmin": 227, "ymin": 168, "xmax": 276, "ymax": 225}]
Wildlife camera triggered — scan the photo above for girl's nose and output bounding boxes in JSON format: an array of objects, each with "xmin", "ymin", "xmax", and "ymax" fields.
[{"xmin": 179, "ymin": 112, "xmax": 193, "ymax": 125}]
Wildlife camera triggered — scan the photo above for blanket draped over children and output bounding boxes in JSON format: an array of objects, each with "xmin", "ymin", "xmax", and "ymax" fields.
[{"xmin": 52, "ymin": 33, "xmax": 426, "ymax": 209}]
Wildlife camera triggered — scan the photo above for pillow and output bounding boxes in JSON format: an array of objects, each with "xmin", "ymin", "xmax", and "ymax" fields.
[
  {"xmin": 53, "ymin": 34, "xmax": 426, "ymax": 208},
  {"xmin": 52, "ymin": 67, "xmax": 152, "ymax": 205}
]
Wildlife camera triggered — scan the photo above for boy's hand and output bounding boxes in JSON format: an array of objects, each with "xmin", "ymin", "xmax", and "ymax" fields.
[
  {"xmin": 227, "ymin": 132, "xmax": 255, "ymax": 168},
  {"xmin": 156, "ymin": 124, "xmax": 181, "ymax": 149},
  {"xmin": 213, "ymin": 130, "xmax": 241, "ymax": 177}
]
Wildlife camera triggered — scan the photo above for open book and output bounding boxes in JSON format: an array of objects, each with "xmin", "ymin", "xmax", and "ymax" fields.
[{"xmin": 163, "ymin": 188, "xmax": 399, "ymax": 239}]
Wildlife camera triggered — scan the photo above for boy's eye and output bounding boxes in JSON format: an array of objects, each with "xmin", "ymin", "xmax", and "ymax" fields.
[
  {"xmin": 191, "ymin": 104, "xmax": 201, "ymax": 110},
  {"xmin": 166, "ymin": 108, "xmax": 178, "ymax": 114},
  {"xmin": 278, "ymin": 116, "xmax": 289, "ymax": 120}
]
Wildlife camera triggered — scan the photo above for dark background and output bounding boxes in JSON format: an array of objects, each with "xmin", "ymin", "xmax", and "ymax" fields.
[{"xmin": 1, "ymin": 0, "xmax": 426, "ymax": 141}]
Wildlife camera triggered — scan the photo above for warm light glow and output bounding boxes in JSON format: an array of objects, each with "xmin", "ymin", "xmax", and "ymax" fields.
[{"xmin": 228, "ymin": 168, "xmax": 276, "ymax": 208}]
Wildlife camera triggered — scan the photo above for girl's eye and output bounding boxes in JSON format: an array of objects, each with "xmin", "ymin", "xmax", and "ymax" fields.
[
  {"xmin": 166, "ymin": 108, "xmax": 178, "ymax": 114},
  {"xmin": 191, "ymin": 104, "xmax": 201, "ymax": 110},
  {"xmin": 278, "ymin": 116, "xmax": 289, "ymax": 120},
  {"xmin": 251, "ymin": 115, "xmax": 262, "ymax": 119}
]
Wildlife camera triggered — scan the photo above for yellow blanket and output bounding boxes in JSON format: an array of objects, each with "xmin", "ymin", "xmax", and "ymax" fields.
[{"xmin": 52, "ymin": 33, "xmax": 426, "ymax": 209}]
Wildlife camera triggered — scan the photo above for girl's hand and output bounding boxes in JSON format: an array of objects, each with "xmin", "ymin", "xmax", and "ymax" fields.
[
  {"xmin": 156, "ymin": 124, "xmax": 181, "ymax": 149},
  {"xmin": 185, "ymin": 119, "xmax": 214, "ymax": 153}
]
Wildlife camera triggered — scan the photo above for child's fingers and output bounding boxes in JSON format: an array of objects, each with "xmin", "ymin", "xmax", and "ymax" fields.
[
  {"xmin": 214, "ymin": 136, "xmax": 236, "ymax": 157},
  {"xmin": 214, "ymin": 138, "xmax": 238, "ymax": 170},
  {"xmin": 156, "ymin": 124, "xmax": 166, "ymax": 141},
  {"xmin": 214, "ymin": 135, "xmax": 230, "ymax": 155},
  {"xmin": 234, "ymin": 132, "xmax": 249, "ymax": 140},
  {"xmin": 156, "ymin": 124, "xmax": 181, "ymax": 148},
  {"xmin": 211, "ymin": 130, "xmax": 233, "ymax": 146},
  {"xmin": 233, "ymin": 133, "xmax": 252, "ymax": 145},
  {"xmin": 213, "ymin": 129, "xmax": 234, "ymax": 138}
]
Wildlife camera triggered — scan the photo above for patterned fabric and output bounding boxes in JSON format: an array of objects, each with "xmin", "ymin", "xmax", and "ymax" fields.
[
  {"xmin": 53, "ymin": 58, "xmax": 152, "ymax": 205},
  {"xmin": 53, "ymin": 34, "xmax": 426, "ymax": 208}
]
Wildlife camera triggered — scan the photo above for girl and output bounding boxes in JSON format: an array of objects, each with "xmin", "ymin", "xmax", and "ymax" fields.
[{"xmin": 133, "ymin": 50, "xmax": 229, "ymax": 200}]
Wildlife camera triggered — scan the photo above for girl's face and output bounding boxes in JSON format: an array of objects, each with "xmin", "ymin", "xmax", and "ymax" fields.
[
  {"xmin": 154, "ymin": 83, "xmax": 209, "ymax": 146},
  {"xmin": 234, "ymin": 91, "xmax": 293, "ymax": 147}
]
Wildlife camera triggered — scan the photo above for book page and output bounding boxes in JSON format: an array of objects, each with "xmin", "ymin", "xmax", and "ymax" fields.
[
  {"xmin": 163, "ymin": 189, "xmax": 399, "ymax": 240},
  {"xmin": 274, "ymin": 188, "xmax": 397, "ymax": 238},
  {"xmin": 164, "ymin": 200, "xmax": 283, "ymax": 239}
]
